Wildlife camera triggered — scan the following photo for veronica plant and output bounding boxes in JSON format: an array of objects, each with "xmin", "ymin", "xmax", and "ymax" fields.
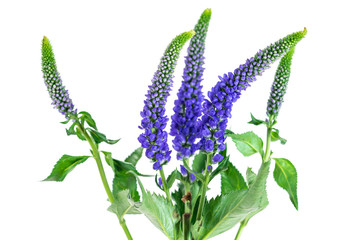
[{"xmin": 40, "ymin": 9, "xmax": 306, "ymax": 240}]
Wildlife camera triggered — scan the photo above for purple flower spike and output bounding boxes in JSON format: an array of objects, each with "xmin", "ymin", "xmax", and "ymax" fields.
[
  {"xmin": 138, "ymin": 31, "xmax": 195, "ymax": 170},
  {"xmin": 170, "ymin": 9, "xmax": 212, "ymax": 160},
  {"xmin": 199, "ymin": 28, "xmax": 307, "ymax": 164},
  {"xmin": 41, "ymin": 37, "xmax": 76, "ymax": 119}
]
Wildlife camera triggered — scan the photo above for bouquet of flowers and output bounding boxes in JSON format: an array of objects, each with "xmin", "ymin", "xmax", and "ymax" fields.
[{"xmin": 41, "ymin": 8, "xmax": 306, "ymax": 240}]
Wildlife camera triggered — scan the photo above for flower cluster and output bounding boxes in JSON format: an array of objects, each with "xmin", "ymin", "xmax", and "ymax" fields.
[
  {"xmin": 267, "ymin": 47, "xmax": 295, "ymax": 117},
  {"xmin": 138, "ymin": 31, "xmax": 195, "ymax": 170},
  {"xmin": 199, "ymin": 28, "xmax": 307, "ymax": 164},
  {"xmin": 41, "ymin": 36, "xmax": 76, "ymax": 118},
  {"xmin": 169, "ymin": 9, "xmax": 212, "ymax": 161}
]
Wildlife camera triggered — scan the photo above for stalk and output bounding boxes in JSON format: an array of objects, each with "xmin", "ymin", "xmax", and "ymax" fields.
[
  {"xmin": 196, "ymin": 153, "xmax": 212, "ymax": 220},
  {"xmin": 75, "ymin": 121, "xmax": 133, "ymax": 240},
  {"xmin": 234, "ymin": 220, "xmax": 247, "ymax": 240},
  {"xmin": 159, "ymin": 167, "xmax": 172, "ymax": 204}
]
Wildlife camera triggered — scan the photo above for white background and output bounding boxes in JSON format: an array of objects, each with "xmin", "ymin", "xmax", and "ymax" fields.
[{"xmin": 1, "ymin": 0, "xmax": 359, "ymax": 239}]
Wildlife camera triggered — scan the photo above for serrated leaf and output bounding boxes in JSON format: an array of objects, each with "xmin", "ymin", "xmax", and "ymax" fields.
[
  {"xmin": 192, "ymin": 152, "xmax": 207, "ymax": 173},
  {"xmin": 87, "ymin": 128, "xmax": 120, "ymax": 145},
  {"xmin": 108, "ymin": 189, "xmax": 140, "ymax": 218},
  {"xmin": 124, "ymin": 147, "xmax": 143, "ymax": 166},
  {"xmin": 43, "ymin": 155, "xmax": 90, "ymax": 181},
  {"xmin": 273, "ymin": 158, "xmax": 298, "ymax": 210},
  {"xmin": 79, "ymin": 111, "xmax": 97, "ymax": 130},
  {"xmin": 271, "ymin": 128, "xmax": 287, "ymax": 144},
  {"xmin": 197, "ymin": 161, "xmax": 270, "ymax": 239},
  {"xmin": 221, "ymin": 161, "xmax": 248, "ymax": 194},
  {"xmin": 248, "ymin": 113, "xmax": 266, "ymax": 126},
  {"xmin": 138, "ymin": 191, "xmax": 179, "ymax": 240},
  {"xmin": 246, "ymin": 168, "xmax": 257, "ymax": 187},
  {"xmin": 227, "ymin": 131, "xmax": 264, "ymax": 157}
]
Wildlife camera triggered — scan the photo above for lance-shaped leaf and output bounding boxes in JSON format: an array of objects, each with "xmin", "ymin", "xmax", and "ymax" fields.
[
  {"xmin": 248, "ymin": 113, "xmax": 266, "ymax": 126},
  {"xmin": 196, "ymin": 161, "xmax": 270, "ymax": 239},
  {"xmin": 226, "ymin": 131, "xmax": 264, "ymax": 157},
  {"xmin": 124, "ymin": 147, "xmax": 143, "ymax": 166},
  {"xmin": 79, "ymin": 111, "xmax": 97, "ymax": 130},
  {"xmin": 87, "ymin": 128, "xmax": 120, "ymax": 145},
  {"xmin": 273, "ymin": 158, "xmax": 298, "ymax": 210},
  {"xmin": 271, "ymin": 128, "xmax": 287, "ymax": 145},
  {"xmin": 221, "ymin": 161, "xmax": 248, "ymax": 194},
  {"xmin": 43, "ymin": 155, "xmax": 90, "ymax": 181}
]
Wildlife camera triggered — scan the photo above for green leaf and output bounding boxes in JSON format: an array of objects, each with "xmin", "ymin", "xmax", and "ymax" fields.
[
  {"xmin": 79, "ymin": 111, "xmax": 97, "ymax": 130},
  {"xmin": 246, "ymin": 168, "xmax": 257, "ymax": 187},
  {"xmin": 113, "ymin": 171, "xmax": 140, "ymax": 203},
  {"xmin": 192, "ymin": 152, "xmax": 207, "ymax": 173},
  {"xmin": 221, "ymin": 161, "xmax": 248, "ymax": 194},
  {"xmin": 60, "ymin": 118, "xmax": 71, "ymax": 124},
  {"xmin": 43, "ymin": 155, "xmax": 90, "ymax": 181},
  {"xmin": 167, "ymin": 169, "xmax": 182, "ymax": 189},
  {"xmin": 227, "ymin": 131, "xmax": 264, "ymax": 157},
  {"xmin": 87, "ymin": 128, "xmax": 120, "ymax": 145},
  {"xmin": 172, "ymin": 183, "xmax": 185, "ymax": 219},
  {"xmin": 197, "ymin": 161, "xmax": 270, "ymax": 239},
  {"xmin": 108, "ymin": 190, "xmax": 140, "ymax": 218},
  {"xmin": 248, "ymin": 113, "xmax": 266, "ymax": 126},
  {"xmin": 138, "ymin": 191, "xmax": 179, "ymax": 240},
  {"xmin": 210, "ymin": 155, "xmax": 229, "ymax": 181},
  {"xmin": 65, "ymin": 122, "xmax": 76, "ymax": 136},
  {"xmin": 75, "ymin": 127, "xmax": 86, "ymax": 141},
  {"xmin": 101, "ymin": 151, "xmax": 115, "ymax": 172},
  {"xmin": 273, "ymin": 158, "xmax": 298, "ymax": 210},
  {"xmin": 124, "ymin": 147, "xmax": 143, "ymax": 166},
  {"xmin": 271, "ymin": 128, "xmax": 287, "ymax": 144}
]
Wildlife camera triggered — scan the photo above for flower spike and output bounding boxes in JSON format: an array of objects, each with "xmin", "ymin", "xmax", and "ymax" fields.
[
  {"xmin": 170, "ymin": 9, "xmax": 212, "ymax": 160},
  {"xmin": 199, "ymin": 28, "xmax": 307, "ymax": 164},
  {"xmin": 138, "ymin": 30, "xmax": 195, "ymax": 170},
  {"xmin": 41, "ymin": 36, "xmax": 76, "ymax": 119},
  {"xmin": 267, "ymin": 47, "xmax": 296, "ymax": 118}
]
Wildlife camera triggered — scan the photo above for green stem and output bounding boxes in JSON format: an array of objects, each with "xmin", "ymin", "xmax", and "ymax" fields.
[
  {"xmin": 75, "ymin": 121, "xmax": 133, "ymax": 240},
  {"xmin": 159, "ymin": 167, "xmax": 172, "ymax": 204},
  {"xmin": 119, "ymin": 218, "xmax": 133, "ymax": 240},
  {"xmin": 196, "ymin": 153, "xmax": 211, "ymax": 221},
  {"xmin": 234, "ymin": 220, "xmax": 247, "ymax": 240},
  {"xmin": 76, "ymin": 122, "xmax": 114, "ymax": 203},
  {"xmin": 263, "ymin": 116, "xmax": 274, "ymax": 163}
]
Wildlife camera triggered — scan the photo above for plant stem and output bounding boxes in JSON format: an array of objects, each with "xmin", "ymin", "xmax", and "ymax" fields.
[
  {"xmin": 234, "ymin": 220, "xmax": 247, "ymax": 240},
  {"xmin": 76, "ymin": 121, "xmax": 133, "ymax": 240},
  {"xmin": 119, "ymin": 218, "xmax": 133, "ymax": 240},
  {"xmin": 263, "ymin": 116, "xmax": 274, "ymax": 163},
  {"xmin": 196, "ymin": 153, "xmax": 211, "ymax": 221},
  {"xmin": 159, "ymin": 167, "xmax": 172, "ymax": 204}
]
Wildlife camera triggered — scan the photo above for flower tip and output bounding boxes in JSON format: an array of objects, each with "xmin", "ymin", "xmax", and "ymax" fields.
[
  {"xmin": 201, "ymin": 8, "xmax": 212, "ymax": 21},
  {"xmin": 42, "ymin": 36, "xmax": 50, "ymax": 45},
  {"xmin": 189, "ymin": 29, "xmax": 196, "ymax": 37},
  {"xmin": 302, "ymin": 27, "xmax": 307, "ymax": 36}
]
